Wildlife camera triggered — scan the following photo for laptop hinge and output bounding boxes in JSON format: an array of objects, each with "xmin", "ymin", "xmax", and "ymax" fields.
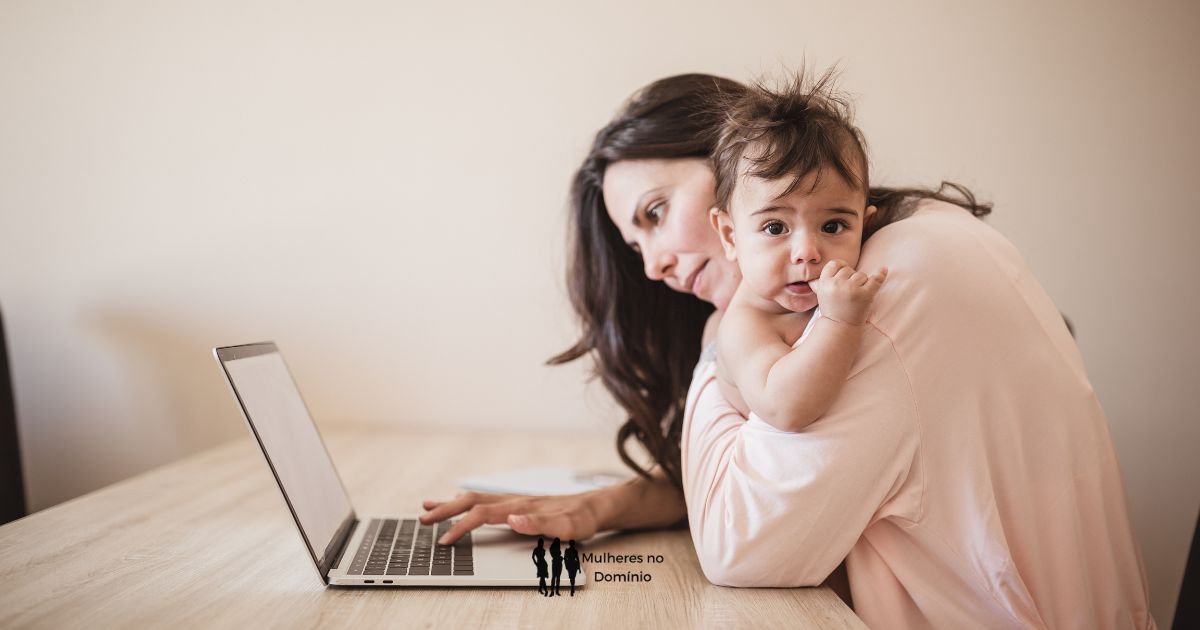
[{"xmin": 322, "ymin": 514, "xmax": 359, "ymax": 582}]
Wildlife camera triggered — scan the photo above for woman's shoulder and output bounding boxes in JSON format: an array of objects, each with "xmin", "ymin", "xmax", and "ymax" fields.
[
  {"xmin": 859, "ymin": 199, "xmax": 1033, "ymax": 331},
  {"xmin": 862, "ymin": 199, "xmax": 1020, "ymax": 279},
  {"xmin": 865, "ymin": 200, "xmax": 977, "ymax": 255}
]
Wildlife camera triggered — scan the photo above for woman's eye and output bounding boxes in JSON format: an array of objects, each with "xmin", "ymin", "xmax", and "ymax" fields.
[
  {"xmin": 646, "ymin": 202, "xmax": 665, "ymax": 222},
  {"xmin": 822, "ymin": 220, "xmax": 848, "ymax": 234},
  {"xmin": 763, "ymin": 221, "xmax": 787, "ymax": 236}
]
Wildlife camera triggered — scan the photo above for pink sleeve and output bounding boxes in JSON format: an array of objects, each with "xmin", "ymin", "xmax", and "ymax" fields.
[{"xmin": 681, "ymin": 325, "xmax": 922, "ymax": 587}]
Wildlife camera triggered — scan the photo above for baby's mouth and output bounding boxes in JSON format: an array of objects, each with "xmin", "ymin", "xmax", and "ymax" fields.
[{"xmin": 785, "ymin": 281, "xmax": 812, "ymax": 295}]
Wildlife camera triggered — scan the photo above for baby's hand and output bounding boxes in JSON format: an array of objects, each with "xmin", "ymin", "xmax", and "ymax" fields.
[{"xmin": 809, "ymin": 260, "xmax": 888, "ymax": 325}]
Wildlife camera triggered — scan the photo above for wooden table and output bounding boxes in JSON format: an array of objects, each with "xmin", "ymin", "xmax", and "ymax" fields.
[{"xmin": 0, "ymin": 427, "xmax": 864, "ymax": 629}]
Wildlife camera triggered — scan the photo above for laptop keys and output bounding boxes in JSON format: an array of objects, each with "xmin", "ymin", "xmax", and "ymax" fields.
[
  {"xmin": 453, "ymin": 532, "xmax": 473, "ymax": 575},
  {"xmin": 347, "ymin": 518, "xmax": 474, "ymax": 578},
  {"xmin": 347, "ymin": 519, "xmax": 381, "ymax": 575}
]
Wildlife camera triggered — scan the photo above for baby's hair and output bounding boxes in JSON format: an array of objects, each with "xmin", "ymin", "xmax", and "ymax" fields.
[
  {"xmin": 711, "ymin": 67, "xmax": 992, "ymax": 236},
  {"xmin": 712, "ymin": 67, "xmax": 868, "ymax": 215}
]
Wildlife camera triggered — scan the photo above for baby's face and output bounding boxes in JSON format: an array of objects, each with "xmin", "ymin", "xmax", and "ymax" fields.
[{"xmin": 716, "ymin": 167, "xmax": 873, "ymax": 313}]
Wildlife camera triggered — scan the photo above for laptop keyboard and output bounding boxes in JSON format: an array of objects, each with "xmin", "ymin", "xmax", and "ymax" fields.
[{"xmin": 346, "ymin": 518, "xmax": 473, "ymax": 576}]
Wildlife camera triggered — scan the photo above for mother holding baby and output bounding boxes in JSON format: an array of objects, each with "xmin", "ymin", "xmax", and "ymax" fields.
[{"xmin": 422, "ymin": 72, "xmax": 1155, "ymax": 629}]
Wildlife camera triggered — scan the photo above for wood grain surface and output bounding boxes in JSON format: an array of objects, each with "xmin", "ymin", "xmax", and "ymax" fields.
[{"xmin": 0, "ymin": 427, "xmax": 865, "ymax": 629}]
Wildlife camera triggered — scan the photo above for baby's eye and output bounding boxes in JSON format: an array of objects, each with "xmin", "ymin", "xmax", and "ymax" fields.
[
  {"xmin": 821, "ymin": 220, "xmax": 848, "ymax": 234},
  {"xmin": 763, "ymin": 221, "xmax": 788, "ymax": 236}
]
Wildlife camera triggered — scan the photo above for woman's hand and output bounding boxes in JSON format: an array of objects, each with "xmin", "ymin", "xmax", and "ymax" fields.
[
  {"xmin": 421, "ymin": 469, "xmax": 687, "ymax": 545},
  {"xmin": 420, "ymin": 491, "xmax": 601, "ymax": 545}
]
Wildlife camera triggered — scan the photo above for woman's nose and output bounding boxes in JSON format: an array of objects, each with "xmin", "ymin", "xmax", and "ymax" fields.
[{"xmin": 642, "ymin": 245, "xmax": 676, "ymax": 281}]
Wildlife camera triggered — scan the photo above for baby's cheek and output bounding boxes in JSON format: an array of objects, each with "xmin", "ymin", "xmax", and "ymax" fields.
[
  {"xmin": 744, "ymin": 270, "xmax": 782, "ymax": 300},
  {"xmin": 743, "ymin": 261, "xmax": 778, "ymax": 295}
]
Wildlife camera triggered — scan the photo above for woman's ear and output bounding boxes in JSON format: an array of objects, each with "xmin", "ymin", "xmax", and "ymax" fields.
[{"xmin": 710, "ymin": 207, "xmax": 737, "ymax": 261}]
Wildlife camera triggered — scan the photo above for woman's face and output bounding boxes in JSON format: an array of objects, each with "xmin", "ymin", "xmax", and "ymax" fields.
[{"xmin": 602, "ymin": 158, "xmax": 741, "ymax": 310}]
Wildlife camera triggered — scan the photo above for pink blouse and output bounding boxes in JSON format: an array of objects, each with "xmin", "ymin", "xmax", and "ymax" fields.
[{"xmin": 681, "ymin": 201, "xmax": 1156, "ymax": 629}]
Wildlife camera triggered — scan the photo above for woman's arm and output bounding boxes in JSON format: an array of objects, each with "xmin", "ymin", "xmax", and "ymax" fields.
[
  {"xmin": 594, "ymin": 466, "xmax": 687, "ymax": 531},
  {"xmin": 701, "ymin": 309, "xmax": 855, "ymax": 602},
  {"xmin": 421, "ymin": 466, "xmax": 685, "ymax": 544},
  {"xmin": 421, "ymin": 309, "xmax": 717, "ymax": 545}
]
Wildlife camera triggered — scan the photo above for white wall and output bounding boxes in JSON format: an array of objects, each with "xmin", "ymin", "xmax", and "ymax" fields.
[{"xmin": 1, "ymin": 0, "xmax": 1196, "ymax": 623}]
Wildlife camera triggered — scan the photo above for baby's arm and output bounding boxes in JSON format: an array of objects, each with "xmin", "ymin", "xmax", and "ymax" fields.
[
  {"xmin": 715, "ymin": 349, "xmax": 752, "ymax": 417},
  {"xmin": 720, "ymin": 261, "xmax": 887, "ymax": 432},
  {"xmin": 706, "ymin": 311, "xmax": 751, "ymax": 416}
]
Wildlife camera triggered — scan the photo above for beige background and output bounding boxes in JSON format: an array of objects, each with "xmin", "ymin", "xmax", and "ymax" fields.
[{"xmin": 1, "ymin": 0, "xmax": 1196, "ymax": 624}]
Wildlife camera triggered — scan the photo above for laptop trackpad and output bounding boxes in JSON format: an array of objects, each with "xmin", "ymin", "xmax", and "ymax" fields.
[{"xmin": 473, "ymin": 524, "xmax": 531, "ymax": 546}]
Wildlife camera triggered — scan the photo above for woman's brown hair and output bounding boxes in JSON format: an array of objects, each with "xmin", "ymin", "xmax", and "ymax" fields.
[{"xmin": 550, "ymin": 74, "xmax": 745, "ymax": 489}]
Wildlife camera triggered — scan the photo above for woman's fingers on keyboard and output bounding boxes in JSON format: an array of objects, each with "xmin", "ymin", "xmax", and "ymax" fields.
[
  {"xmin": 421, "ymin": 492, "xmax": 600, "ymax": 544},
  {"xmin": 420, "ymin": 491, "xmax": 510, "ymax": 525},
  {"xmin": 507, "ymin": 510, "xmax": 595, "ymax": 541},
  {"xmin": 436, "ymin": 500, "xmax": 528, "ymax": 544}
]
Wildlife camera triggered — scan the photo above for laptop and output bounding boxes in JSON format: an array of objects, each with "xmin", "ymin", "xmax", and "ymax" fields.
[{"xmin": 214, "ymin": 342, "xmax": 565, "ymax": 587}]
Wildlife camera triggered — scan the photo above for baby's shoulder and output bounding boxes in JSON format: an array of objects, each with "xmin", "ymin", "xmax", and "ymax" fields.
[
  {"xmin": 714, "ymin": 302, "xmax": 755, "ymax": 348},
  {"xmin": 720, "ymin": 299, "xmax": 773, "ymax": 331}
]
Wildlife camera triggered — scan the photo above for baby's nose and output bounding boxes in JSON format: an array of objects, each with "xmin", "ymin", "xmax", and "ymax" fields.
[{"xmin": 790, "ymin": 235, "xmax": 821, "ymax": 264}]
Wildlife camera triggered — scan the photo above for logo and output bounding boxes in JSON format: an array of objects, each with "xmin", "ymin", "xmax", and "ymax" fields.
[{"xmin": 531, "ymin": 537, "xmax": 580, "ymax": 596}]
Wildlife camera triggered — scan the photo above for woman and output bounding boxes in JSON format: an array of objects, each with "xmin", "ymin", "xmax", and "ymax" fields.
[
  {"xmin": 532, "ymin": 536, "xmax": 548, "ymax": 596},
  {"xmin": 421, "ymin": 74, "xmax": 1154, "ymax": 628},
  {"xmin": 549, "ymin": 537, "xmax": 563, "ymax": 597},
  {"xmin": 564, "ymin": 539, "xmax": 580, "ymax": 596}
]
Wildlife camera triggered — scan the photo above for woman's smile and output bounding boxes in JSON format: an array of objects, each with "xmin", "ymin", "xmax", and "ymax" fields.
[{"xmin": 688, "ymin": 261, "xmax": 709, "ymax": 297}]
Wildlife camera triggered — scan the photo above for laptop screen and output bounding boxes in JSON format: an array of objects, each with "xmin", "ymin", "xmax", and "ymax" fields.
[{"xmin": 216, "ymin": 343, "xmax": 355, "ymax": 579}]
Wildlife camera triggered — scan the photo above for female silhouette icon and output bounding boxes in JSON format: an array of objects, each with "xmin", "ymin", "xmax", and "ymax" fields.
[{"xmin": 531, "ymin": 537, "xmax": 549, "ymax": 596}]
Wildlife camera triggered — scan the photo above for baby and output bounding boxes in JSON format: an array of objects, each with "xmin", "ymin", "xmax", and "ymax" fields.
[{"xmin": 709, "ymin": 73, "xmax": 887, "ymax": 431}]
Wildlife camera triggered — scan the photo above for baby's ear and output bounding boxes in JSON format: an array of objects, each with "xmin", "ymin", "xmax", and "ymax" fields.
[{"xmin": 710, "ymin": 207, "xmax": 737, "ymax": 261}]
